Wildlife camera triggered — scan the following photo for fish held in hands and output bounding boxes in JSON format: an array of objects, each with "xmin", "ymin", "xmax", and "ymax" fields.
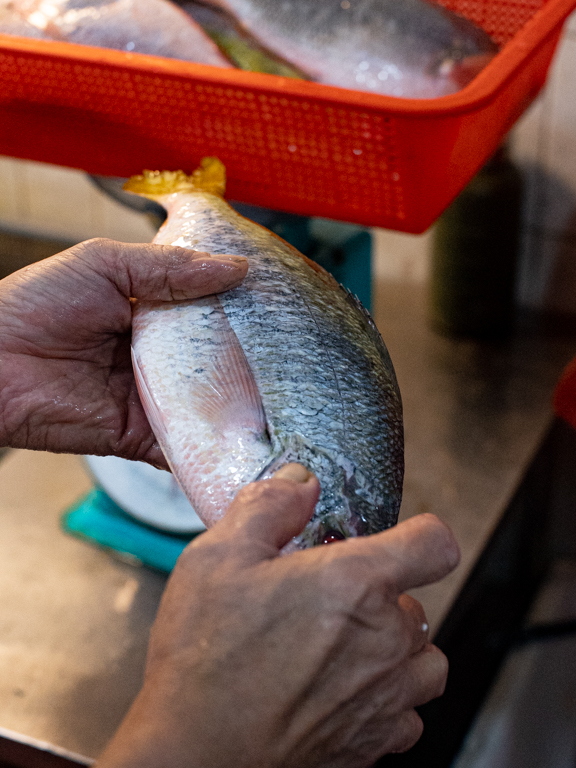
[
  {"xmin": 201, "ymin": 0, "xmax": 498, "ymax": 98},
  {"xmin": 126, "ymin": 159, "xmax": 403, "ymax": 550}
]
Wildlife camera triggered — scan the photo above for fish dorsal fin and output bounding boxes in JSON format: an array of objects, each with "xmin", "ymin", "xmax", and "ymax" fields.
[{"xmin": 123, "ymin": 157, "xmax": 226, "ymax": 200}]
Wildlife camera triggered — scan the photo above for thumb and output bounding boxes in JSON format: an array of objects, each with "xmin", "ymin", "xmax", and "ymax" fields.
[
  {"xmin": 73, "ymin": 238, "xmax": 248, "ymax": 300},
  {"xmin": 211, "ymin": 464, "xmax": 320, "ymax": 563}
]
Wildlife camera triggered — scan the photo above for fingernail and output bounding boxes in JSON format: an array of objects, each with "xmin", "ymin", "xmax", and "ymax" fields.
[{"xmin": 274, "ymin": 463, "xmax": 312, "ymax": 483}]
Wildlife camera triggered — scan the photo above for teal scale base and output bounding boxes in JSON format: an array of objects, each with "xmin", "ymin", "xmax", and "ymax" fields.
[{"xmin": 62, "ymin": 488, "xmax": 198, "ymax": 573}]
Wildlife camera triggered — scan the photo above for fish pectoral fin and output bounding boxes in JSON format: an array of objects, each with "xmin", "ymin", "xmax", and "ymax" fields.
[{"xmin": 192, "ymin": 326, "xmax": 268, "ymax": 437}]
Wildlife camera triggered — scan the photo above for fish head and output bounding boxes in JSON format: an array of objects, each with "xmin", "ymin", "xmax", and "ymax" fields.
[{"xmin": 259, "ymin": 434, "xmax": 399, "ymax": 551}]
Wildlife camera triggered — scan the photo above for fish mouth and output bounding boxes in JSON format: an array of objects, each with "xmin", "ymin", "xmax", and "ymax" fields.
[{"xmin": 319, "ymin": 528, "xmax": 347, "ymax": 545}]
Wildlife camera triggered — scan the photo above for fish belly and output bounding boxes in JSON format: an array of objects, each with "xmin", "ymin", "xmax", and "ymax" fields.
[{"xmin": 133, "ymin": 191, "xmax": 403, "ymax": 547}]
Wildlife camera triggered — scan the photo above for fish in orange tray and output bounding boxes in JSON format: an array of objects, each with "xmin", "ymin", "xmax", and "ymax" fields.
[
  {"xmin": 126, "ymin": 158, "xmax": 404, "ymax": 551},
  {"xmin": 0, "ymin": 0, "xmax": 50, "ymax": 37},
  {"xmin": 198, "ymin": 0, "xmax": 498, "ymax": 97},
  {"xmin": 2, "ymin": 0, "xmax": 231, "ymax": 65}
]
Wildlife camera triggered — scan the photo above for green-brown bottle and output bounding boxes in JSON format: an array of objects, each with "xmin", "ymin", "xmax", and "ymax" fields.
[{"xmin": 429, "ymin": 144, "xmax": 523, "ymax": 339}]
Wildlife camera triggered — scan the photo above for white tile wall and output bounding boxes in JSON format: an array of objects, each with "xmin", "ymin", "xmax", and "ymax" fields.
[
  {"xmin": 0, "ymin": 157, "xmax": 156, "ymax": 244},
  {"xmin": 510, "ymin": 14, "xmax": 576, "ymax": 314},
  {"xmin": 0, "ymin": 153, "xmax": 434, "ymax": 284},
  {"xmin": 372, "ymin": 227, "xmax": 432, "ymax": 283},
  {"xmin": 374, "ymin": 11, "xmax": 576, "ymax": 303},
  {"xmin": 0, "ymin": 157, "xmax": 28, "ymax": 225},
  {"xmin": 535, "ymin": 36, "xmax": 576, "ymax": 237}
]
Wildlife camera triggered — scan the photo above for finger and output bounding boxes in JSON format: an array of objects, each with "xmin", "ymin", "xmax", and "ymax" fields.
[
  {"xmin": 204, "ymin": 465, "xmax": 320, "ymax": 563},
  {"xmin": 385, "ymin": 709, "xmax": 424, "ymax": 754},
  {"xmin": 398, "ymin": 594, "xmax": 430, "ymax": 656},
  {"xmin": 73, "ymin": 238, "xmax": 248, "ymax": 301},
  {"xmin": 344, "ymin": 514, "xmax": 460, "ymax": 594},
  {"xmin": 274, "ymin": 463, "xmax": 313, "ymax": 483},
  {"xmin": 145, "ymin": 442, "xmax": 170, "ymax": 471},
  {"xmin": 397, "ymin": 643, "xmax": 449, "ymax": 710},
  {"xmin": 327, "ymin": 593, "xmax": 429, "ymax": 674}
]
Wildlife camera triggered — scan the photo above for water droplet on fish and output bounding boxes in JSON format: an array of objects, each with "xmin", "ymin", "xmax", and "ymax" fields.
[
  {"xmin": 353, "ymin": 149, "xmax": 362, "ymax": 155},
  {"xmin": 288, "ymin": 144, "xmax": 297, "ymax": 153},
  {"xmin": 322, "ymin": 530, "xmax": 345, "ymax": 544}
]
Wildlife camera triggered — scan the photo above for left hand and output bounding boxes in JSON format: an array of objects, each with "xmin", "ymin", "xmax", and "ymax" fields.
[{"xmin": 0, "ymin": 238, "xmax": 247, "ymax": 466}]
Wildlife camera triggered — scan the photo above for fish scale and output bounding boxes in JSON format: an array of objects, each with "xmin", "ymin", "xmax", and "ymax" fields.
[
  {"xmin": 127, "ymin": 160, "xmax": 403, "ymax": 549},
  {"xmin": 203, "ymin": 0, "xmax": 498, "ymax": 97}
]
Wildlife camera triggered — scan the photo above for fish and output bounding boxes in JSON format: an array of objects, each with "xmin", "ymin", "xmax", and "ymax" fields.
[
  {"xmin": 197, "ymin": 0, "xmax": 499, "ymax": 98},
  {"xmin": 2, "ymin": 0, "xmax": 231, "ymax": 65},
  {"xmin": 0, "ymin": 0, "xmax": 51, "ymax": 37},
  {"xmin": 178, "ymin": 0, "xmax": 307, "ymax": 78},
  {"xmin": 125, "ymin": 158, "xmax": 403, "ymax": 550}
]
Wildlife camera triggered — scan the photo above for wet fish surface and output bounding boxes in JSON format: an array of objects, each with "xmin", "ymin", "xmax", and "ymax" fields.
[
  {"xmin": 0, "ymin": 1, "xmax": 50, "ymax": 37},
  {"xmin": 178, "ymin": 0, "xmax": 307, "ymax": 77},
  {"xmin": 200, "ymin": 0, "xmax": 498, "ymax": 97},
  {"xmin": 126, "ymin": 159, "xmax": 404, "ymax": 550},
  {"xmin": 1, "ymin": 0, "xmax": 230, "ymax": 65}
]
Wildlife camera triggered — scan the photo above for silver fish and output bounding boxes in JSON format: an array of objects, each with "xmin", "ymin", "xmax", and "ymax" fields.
[
  {"xmin": 127, "ymin": 159, "xmax": 403, "ymax": 550},
  {"xmin": 0, "ymin": 0, "xmax": 51, "ymax": 37},
  {"xmin": 178, "ymin": 0, "xmax": 307, "ymax": 77},
  {"xmin": 201, "ymin": 0, "xmax": 498, "ymax": 97},
  {"xmin": 4, "ymin": 0, "xmax": 231, "ymax": 65}
]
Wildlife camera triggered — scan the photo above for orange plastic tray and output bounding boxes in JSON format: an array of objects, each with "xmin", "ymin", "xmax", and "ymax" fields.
[{"xmin": 0, "ymin": 0, "xmax": 575, "ymax": 232}]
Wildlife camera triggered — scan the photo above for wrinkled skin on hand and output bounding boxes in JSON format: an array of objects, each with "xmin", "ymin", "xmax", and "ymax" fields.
[
  {"xmin": 98, "ymin": 464, "xmax": 460, "ymax": 768},
  {"xmin": 0, "ymin": 238, "xmax": 247, "ymax": 467}
]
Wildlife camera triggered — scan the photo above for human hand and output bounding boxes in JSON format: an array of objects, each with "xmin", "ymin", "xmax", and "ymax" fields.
[
  {"xmin": 97, "ymin": 464, "xmax": 460, "ymax": 768},
  {"xmin": 0, "ymin": 238, "xmax": 247, "ymax": 466}
]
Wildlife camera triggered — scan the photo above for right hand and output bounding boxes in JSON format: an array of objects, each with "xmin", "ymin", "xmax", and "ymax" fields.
[{"xmin": 97, "ymin": 464, "xmax": 460, "ymax": 768}]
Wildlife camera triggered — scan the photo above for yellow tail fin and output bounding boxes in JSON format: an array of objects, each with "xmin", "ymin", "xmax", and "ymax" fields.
[{"xmin": 123, "ymin": 157, "xmax": 226, "ymax": 199}]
